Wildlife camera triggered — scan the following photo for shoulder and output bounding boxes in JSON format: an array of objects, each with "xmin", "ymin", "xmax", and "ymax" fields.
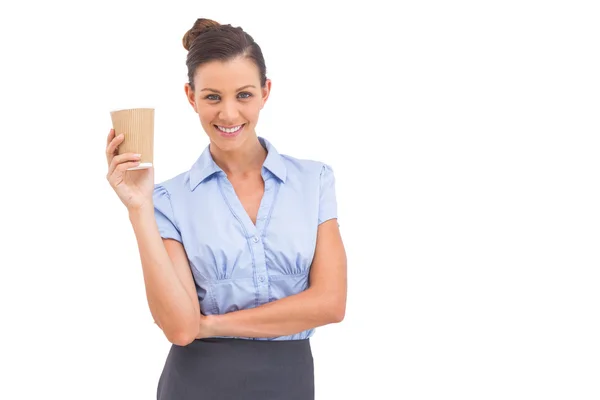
[
  {"xmin": 276, "ymin": 152, "xmax": 338, "ymax": 224},
  {"xmin": 279, "ymin": 153, "xmax": 335, "ymax": 183},
  {"xmin": 153, "ymin": 170, "xmax": 192, "ymax": 197},
  {"xmin": 152, "ymin": 169, "xmax": 198, "ymax": 232}
]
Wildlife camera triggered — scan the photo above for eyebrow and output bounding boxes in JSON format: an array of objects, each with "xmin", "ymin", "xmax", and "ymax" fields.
[{"xmin": 200, "ymin": 85, "xmax": 256, "ymax": 93}]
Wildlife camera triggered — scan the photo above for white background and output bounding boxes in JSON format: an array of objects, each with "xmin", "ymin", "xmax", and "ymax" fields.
[{"xmin": 1, "ymin": 0, "xmax": 599, "ymax": 399}]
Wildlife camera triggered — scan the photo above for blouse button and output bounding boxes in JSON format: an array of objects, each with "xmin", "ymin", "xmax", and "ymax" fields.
[
  {"xmin": 252, "ymin": 236, "xmax": 260, "ymax": 243},
  {"xmin": 258, "ymin": 276, "xmax": 265, "ymax": 282}
]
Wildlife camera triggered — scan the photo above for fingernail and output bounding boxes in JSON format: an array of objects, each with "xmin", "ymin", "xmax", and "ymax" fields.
[{"xmin": 134, "ymin": 154, "xmax": 142, "ymax": 158}]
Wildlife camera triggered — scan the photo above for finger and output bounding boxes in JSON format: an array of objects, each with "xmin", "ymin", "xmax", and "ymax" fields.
[
  {"xmin": 107, "ymin": 160, "xmax": 142, "ymax": 183},
  {"xmin": 106, "ymin": 128, "xmax": 115, "ymax": 146},
  {"xmin": 107, "ymin": 159, "xmax": 142, "ymax": 183},
  {"xmin": 105, "ymin": 133, "xmax": 125, "ymax": 163},
  {"xmin": 116, "ymin": 160, "xmax": 142, "ymax": 172},
  {"xmin": 108, "ymin": 152, "xmax": 141, "ymax": 177}
]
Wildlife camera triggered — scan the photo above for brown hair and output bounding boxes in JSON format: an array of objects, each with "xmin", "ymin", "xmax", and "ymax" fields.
[{"xmin": 182, "ymin": 18, "xmax": 267, "ymax": 91}]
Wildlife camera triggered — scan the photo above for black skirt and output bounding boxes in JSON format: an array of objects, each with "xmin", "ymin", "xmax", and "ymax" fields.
[{"xmin": 156, "ymin": 338, "xmax": 314, "ymax": 400}]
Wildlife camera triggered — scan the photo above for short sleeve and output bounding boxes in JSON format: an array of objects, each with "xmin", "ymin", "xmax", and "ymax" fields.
[
  {"xmin": 153, "ymin": 184, "xmax": 183, "ymax": 242},
  {"xmin": 318, "ymin": 164, "xmax": 338, "ymax": 225}
]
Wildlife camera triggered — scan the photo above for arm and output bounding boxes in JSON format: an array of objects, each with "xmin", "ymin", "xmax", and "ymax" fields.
[
  {"xmin": 200, "ymin": 219, "xmax": 347, "ymax": 338},
  {"xmin": 129, "ymin": 205, "xmax": 200, "ymax": 346}
]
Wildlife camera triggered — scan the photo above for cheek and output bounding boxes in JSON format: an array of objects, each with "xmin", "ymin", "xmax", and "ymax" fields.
[
  {"xmin": 243, "ymin": 103, "xmax": 262, "ymax": 121},
  {"xmin": 198, "ymin": 107, "xmax": 217, "ymax": 124}
]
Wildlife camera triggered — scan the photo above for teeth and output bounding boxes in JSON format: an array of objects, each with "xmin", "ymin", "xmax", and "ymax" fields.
[{"xmin": 217, "ymin": 124, "xmax": 243, "ymax": 133}]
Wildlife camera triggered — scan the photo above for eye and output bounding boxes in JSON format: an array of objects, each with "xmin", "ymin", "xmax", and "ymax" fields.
[
  {"xmin": 204, "ymin": 94, "xmax": 220, "ymax": 101},
  {"xmin": 238, "ymin": 92, "xmax": 252, "ymax": 99}
]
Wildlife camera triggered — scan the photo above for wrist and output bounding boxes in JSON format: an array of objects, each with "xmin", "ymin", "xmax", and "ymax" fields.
[
  {"xmin": 127, "ymin": 201, "xmax": 154, "ymax": 220},
  {"xmin": 198, "ymin": 314, "xmax": 221, "ymax": 338}
]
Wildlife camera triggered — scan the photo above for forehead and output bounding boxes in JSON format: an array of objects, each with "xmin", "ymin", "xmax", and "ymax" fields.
[{"xmin": 194, "ymin": 56, "xmax": 260, "ymax": 90}]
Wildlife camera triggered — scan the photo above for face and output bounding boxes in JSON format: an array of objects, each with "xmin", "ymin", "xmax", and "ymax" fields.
[{"xmin": 185, "ymin": 56, "xmax": 271, "ymax": 153}]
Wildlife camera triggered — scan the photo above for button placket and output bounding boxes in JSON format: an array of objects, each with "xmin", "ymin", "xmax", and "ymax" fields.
[
  {"xmin": 252, "ymin": 172, "xmax": 279, "ymax": 304},
  {"xmin": 250, "ymin": 232, "xmax": 269, "ymax": 302},
  {"xmin": 254, "ymin": 177, "xmax": 276, "ymax": 234}
]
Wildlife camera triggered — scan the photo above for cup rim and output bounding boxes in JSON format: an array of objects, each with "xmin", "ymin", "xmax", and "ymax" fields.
[{"xmin": 110, "ymin": 107, "xmax": 155, "ymax": 114}]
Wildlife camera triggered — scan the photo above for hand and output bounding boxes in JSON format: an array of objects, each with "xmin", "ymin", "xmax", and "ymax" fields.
[
  {"xmin": 195, "ymin": 314, "xmax": 217, "ymax": 339},
  {"xmin": 105, "ymin": 128, "xmax": 154, "ymax": 210}
]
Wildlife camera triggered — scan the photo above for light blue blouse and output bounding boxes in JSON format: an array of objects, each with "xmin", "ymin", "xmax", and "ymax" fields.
[{"xmin": 152, "ymin": 137, "xmax": 338, "ymax": 341}]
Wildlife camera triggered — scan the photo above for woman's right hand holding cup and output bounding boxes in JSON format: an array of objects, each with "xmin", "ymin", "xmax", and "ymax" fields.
[{"xmin": 105, "ymin": 128, "xmax": 154, "ymax": 211}]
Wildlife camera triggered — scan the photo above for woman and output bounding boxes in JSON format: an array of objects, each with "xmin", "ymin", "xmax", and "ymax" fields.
[{"xmin": 105, "ymin": 18, "xmax": 347, "ymax": 400}]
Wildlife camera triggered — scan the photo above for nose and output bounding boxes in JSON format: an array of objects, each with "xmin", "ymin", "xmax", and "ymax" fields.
[{"xmin": 218, "ymin": 99, "xmax": 240, "ymax": 123}]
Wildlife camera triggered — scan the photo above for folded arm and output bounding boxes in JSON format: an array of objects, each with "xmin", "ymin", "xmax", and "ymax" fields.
[{"xmin": 198, "ymin": 219, "xmax": 347, "ymax": 339}]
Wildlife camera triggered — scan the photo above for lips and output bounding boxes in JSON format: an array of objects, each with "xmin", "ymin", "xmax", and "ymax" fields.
[
  {"xmin": 215, "ymin": 124, "xmax": 244, "ymax": 133},
  {"xmin": 215, "ymin": 123, "xmax": 245, "ymax": 138}
]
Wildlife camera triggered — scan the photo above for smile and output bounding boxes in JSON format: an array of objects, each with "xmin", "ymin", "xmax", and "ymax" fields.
[
  {"xmin": 215, "ymin": 123, "xmax": 245, "ymax": 138},
  {"xmin": 215, "ymin": 124, "xmax": 244, "ymax": 133}
]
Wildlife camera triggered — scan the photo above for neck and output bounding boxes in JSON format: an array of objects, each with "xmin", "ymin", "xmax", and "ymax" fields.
[{"xmin": 210, "ymin": 135, "xmax": 267, "ymax": 178}]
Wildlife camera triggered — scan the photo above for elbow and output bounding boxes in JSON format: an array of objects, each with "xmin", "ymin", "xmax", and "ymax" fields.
[
  {"xmin": 164, "ymin": 318, "xmax": 199, "ymax": 346},
  {"xmin": 327, "ymin": 298, "xmax": 346, "ymax": 323},
  {"xmin": 330, "ymin": 306, "xmax": 346, "ymax": 323},
  {"xmin": 318, "ymin": 290, "xmax": 346, "ymax": 324},
  {"xmin": 167, "ymin": 328, "xmax": 197, "ymax": 346}
]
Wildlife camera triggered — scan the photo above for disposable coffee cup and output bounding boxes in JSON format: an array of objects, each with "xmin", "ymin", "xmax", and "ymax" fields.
[{"xmin": 110, "ymin": 108, "xmax": 154, "ymax": 170}]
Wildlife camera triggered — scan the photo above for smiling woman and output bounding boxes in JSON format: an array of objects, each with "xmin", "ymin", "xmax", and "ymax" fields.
[
  {"xmin": 105, "ymin": 17, "xmax": 347, "ymax": 400},
  {"xmin": 183, "ymin": 19, "xmax": 270, "ymax": 154}
]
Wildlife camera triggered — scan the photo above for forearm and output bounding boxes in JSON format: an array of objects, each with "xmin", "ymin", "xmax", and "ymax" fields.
[
  {"xmin": 206, "ymin": 288, "xmax": 344, "ymax": 338},
  {"xmin": 129, "ymin": 205, "xmax": 198, "ymax": 343}
]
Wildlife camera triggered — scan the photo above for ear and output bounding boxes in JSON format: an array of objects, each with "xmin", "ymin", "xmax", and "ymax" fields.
[
  {"xmin": 260, "ymin": 79, "xmax": 272, "ymax": 110},
  {"xmin": 184, "ymin": 83, "xmax": 198, "ymax": 113}
]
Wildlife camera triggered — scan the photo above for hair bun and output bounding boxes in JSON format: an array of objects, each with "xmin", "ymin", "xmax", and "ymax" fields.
[{"xmin": 182, "ymin": 18, "xmax": 221, "ymax": 51}]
